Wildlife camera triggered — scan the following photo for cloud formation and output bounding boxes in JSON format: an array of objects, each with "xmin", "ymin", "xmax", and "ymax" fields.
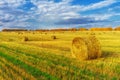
[{"xmin": 0, "ymin": 0, "xmax": 120, "ymax": 30}]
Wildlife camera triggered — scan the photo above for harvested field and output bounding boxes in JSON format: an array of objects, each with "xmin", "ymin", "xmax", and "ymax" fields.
[{"xmin": 0, "ymin": 31, "xmax": 120, "ymax": 80}]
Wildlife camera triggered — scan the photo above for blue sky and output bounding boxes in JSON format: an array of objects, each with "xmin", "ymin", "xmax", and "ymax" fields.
[{"xmin": 0, "ymin": 0, "xmax": 120, "ymax": 30}]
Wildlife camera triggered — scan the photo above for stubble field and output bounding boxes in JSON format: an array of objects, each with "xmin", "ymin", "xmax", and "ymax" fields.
[{"xmin": 0, "ymin": 31, "xmax": 120, "ymax": 80}]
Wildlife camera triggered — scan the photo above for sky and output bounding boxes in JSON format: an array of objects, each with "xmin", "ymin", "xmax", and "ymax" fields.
[{"xmin": 0, "ymin": 0, "xmax": 120, "ymax": 30}]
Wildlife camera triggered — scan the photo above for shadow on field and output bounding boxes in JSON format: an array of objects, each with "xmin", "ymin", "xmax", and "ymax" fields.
[{"xmin": 101, "ymin": 51, "xmax": 119, "ymax": 58}]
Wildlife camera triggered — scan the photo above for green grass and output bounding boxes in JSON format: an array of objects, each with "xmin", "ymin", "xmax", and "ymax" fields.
[{"xmin": 0, "ymin": 51, "xmax": 58, "ymax": 80}]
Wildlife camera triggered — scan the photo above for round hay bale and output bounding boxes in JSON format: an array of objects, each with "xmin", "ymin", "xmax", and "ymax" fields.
[
  {"xmin": 88, "ymin": 36, "xmax": 101, "ymax": 59},
  {"xmin": 51, "ymin": 35, "xmax": 56, "ymax": 40},
  {"xmin": 22, "ymin": 36, "xmax": 29, "ymax": 41},
  {"xmin": 71, "ymin": 37, "xmax": 88, "ymax": 60},
  {"xmin": 71, "ymin": 36, "xmax": 101, "ymax": 60},
  {"xmin": 90, "ymin": 32, "xmax": 95, "ymax": 35}
]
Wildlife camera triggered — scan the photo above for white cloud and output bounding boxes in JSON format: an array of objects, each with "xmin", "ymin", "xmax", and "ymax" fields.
[
  {"xmin": 31, "ymin": 0, "xmax": 117, "ymax": 22},
  {"xmin": 81, "ymin": 0, "xmax": 117, "ymax": 11},
  {"xmin": 0, "ymin": 0, "xmax": 26, "ymax": 7},
  {"xmin": 86, "ymin": 14, "xmax": 113, "ymax": 20},
  {"xmin": 0, "ymin": 0, "xmax": 119, "ymax": 30}
]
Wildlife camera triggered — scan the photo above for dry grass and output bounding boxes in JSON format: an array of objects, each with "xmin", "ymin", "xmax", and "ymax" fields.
[
  {"xmin": 71, "ymin": 36, "xmax": 101, "ymax": 60},
  {"xmin": 0, "ymin": 31, "xmax": 120, "ymax": 79}
]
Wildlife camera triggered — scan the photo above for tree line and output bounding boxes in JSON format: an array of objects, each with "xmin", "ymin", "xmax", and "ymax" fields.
[{"xmin": 2, "ymin": 27, "xmax": 120, "ymax": 32}]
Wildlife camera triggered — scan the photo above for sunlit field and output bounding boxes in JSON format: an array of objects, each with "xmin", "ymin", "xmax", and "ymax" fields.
[{"xmin": 0, "ymin": 31, "xmax": 120, "ymax": 80}]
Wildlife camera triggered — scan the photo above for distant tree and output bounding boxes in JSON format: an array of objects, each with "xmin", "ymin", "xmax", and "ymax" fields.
[
  {"xmin": 2, "ymin": 29, "xmax": 27, "ymax": 32},
  {"xmin": 78, "ymin": 28, "xmax": 88, "ymax": 31},
  {"xmin": 68, "ymin": 28, "xmax": 77, "ymax": 31},
  {"xmin": 35, "ymin": 29, "xmax": 49, "ymax": 32},
  {"xmin": 102, "ymin": 27, "xmax": 113, "ymax": 31},
  {"xmin": 50, "ymin": 28, "xmax": 68, "ymax": 31},
  {"xmin": 89, "ymin": 27, "xmax": 113, "ymax": 31},
  {"xmin": 114, "ymin": 27, "xmax": 120, "ymax": 31}
]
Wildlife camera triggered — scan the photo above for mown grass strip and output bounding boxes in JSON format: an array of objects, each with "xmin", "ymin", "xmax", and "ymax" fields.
[
  {"xmin": 0, "ymin": 64, "xmax": 7, "ymax": 79},
  {"xmin": 0, "ymin": 43, "xmax": 110, "ymax": 79},
  {"xmin": 0, "ymin": 44, "xmax": 71, "ymax": 67},
  {"xmin": 0, "ymin": 51, "xmax": 59, "ymax": 80},
  {"xmin": 0, "ymin": 58, "xmax": 27, "ymax": 80}
]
